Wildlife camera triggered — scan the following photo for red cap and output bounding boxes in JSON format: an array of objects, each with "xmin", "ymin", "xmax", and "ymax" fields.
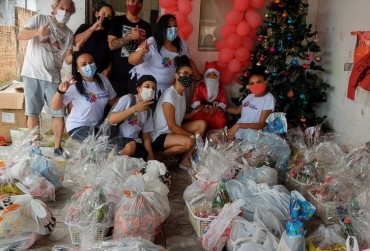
[{"xmin": 204, "ymin": 61, "xmax": 220, "ymax": 77}]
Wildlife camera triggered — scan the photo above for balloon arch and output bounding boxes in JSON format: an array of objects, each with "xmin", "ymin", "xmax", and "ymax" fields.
[{"xmin": 159, "ymin": 0, "xmax": 265, "ymax": 85}]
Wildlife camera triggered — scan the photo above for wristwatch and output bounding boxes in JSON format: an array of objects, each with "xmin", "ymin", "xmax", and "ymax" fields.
[{"xmin": 57, "ymin": 88, "xmax": 66, "ymax": 95}]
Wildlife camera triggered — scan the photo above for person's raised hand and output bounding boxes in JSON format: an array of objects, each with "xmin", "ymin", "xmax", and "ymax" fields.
[
  {"xmin": 129, "ymin": 25, "xmax": 140, "ymax": 40},
  {"xmin": 91, "ymin": 16, "xmax": 103, "ymax": 31},
  {"xmin": 135, "ymin": 100, "xmax": 154, "ymax": 112}
]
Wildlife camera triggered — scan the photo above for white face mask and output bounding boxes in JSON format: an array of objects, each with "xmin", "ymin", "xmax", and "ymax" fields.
[
  {"xmin": 55, "ymin": 9, "xmax": 70, "ymax": 24},
  {"xmin": 140, "ymin": 87, "xmax": 155, "ymax": 101},
  {"xmin": 204, "ymin": 77, "xmax": 219, "ymax": 102}
]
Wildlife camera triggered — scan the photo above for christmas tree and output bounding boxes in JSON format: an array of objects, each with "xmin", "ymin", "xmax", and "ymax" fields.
[{"xmin": 234, "ymin": 0, "xmax": 329, "ymax": 127}]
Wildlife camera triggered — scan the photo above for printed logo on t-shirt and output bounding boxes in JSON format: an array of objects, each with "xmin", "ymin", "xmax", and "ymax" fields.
[
  {"xmin": 84, "ymin": 92, "xmax": 97, "ymax": 103},
  {"xmin": 40, "ymin": 23, "xmax": 67, "ymax": 53},
  {"xmin": 121, "ymin": 25, "xmax": 147, "ymax": 57},
  {"xmin": 244, "ymin": 101, "xmax": 257, "ymax": 110},
  {"xmin": 127, "ymin": 113, "xmax": 139, "ymax": 126},
  {"xmin": 162, "ymin": 57, "xmax": 173, "ymax": 67}
]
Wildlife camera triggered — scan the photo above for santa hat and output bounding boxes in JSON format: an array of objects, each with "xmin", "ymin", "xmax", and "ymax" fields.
[{"xmin": 204, "ymin": 61, "xmax": 220, "ymax": 77}]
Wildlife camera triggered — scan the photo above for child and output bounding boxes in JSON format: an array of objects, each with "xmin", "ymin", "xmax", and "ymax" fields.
[
  {"xmin": 190, "ymin": 61, "xmax": 227, "ymax": 130},
  {"xmin": 226, "ymin": 67, "xmax": 276, "ymax": 140},
  {"xmin": 108, "ymin": 75, "xmax": 156, "ymax": 160}
]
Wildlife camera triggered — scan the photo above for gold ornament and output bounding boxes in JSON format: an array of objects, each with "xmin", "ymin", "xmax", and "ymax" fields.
[{"xmin": 267, "ymin": 28, "xmax": 273, "ymax": 37}]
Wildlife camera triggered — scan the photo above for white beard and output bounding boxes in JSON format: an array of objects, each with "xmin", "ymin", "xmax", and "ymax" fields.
[{"xmin": 205, "ymin": 78, "xmax": 219, "ymax": 102}]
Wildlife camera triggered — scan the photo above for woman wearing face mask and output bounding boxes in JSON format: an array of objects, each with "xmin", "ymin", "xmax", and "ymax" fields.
[
  {"xmin": 189, "ymin": 61, "xmax": 227, "ymax": 130},
  {"xmin": 226, "ymin": 66, "xmax": 276, "ymax": 141},
  {"xmin": 151, "ymin": 56, "xmax": 207, "ymax": 169},
  {"xmin": 52, "ymin": 52, "xmax": 117, "ymax": 141},
  {"xmin": 74, "ymin": 2, "xmax": 115, "ymax": 77},
  {"xmin": 128, "ymin": 14, "xmax": 202, "ymax": 96},
  {"xmin": 108, "ymin": 75, "xmax": 156, "ymax": 160}
]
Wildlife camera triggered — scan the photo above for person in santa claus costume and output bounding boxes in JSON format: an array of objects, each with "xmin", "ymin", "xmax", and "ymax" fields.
[{"xmin": 190, "ymin": 61, "xmax": 227, "ymax": 130}]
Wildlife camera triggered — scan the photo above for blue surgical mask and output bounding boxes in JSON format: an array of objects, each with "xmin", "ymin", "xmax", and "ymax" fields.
[
  {"xmin": 166, "ymin": 27, "xmax": 178, "ymax": 41},
  {"xmin": 81, "ymin": 63, "xmax": 97, "ymax": 78}
]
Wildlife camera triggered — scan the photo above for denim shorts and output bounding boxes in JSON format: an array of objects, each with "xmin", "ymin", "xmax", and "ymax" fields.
[{"xmin": 23, "ymin": 77, "xmax": 66, "ymax": 117}]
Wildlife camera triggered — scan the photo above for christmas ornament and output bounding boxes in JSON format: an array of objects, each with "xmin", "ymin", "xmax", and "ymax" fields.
[
  {"xmin": 287, "ymin": 18, "xmax": 294, "ymax": 24},
  {"xmin": 287, "ymin": 90, "xmax": 294, "ymax": 98},
  {"xmin": 302, "ymin": 63, "xmax": 309, "ymax": 69},
  {"xmin": 262, "ymin": 41, "xmax": 269, "ymax": 49},
  {"xmin": 299, "ymin": 93, "xmax": 306, "ymax": 99},
  {"xmin": 301, "ymin": 39, "xmax": 308, "ymax": 47},
  {"xmin": 306, "ymin": 54, "xmax": 311, "ymax": 60},
  {"xmin": 287, "ymin": 34, "xmax": 293, "ymax": 40},
  {"xmin": 300, "ymin": 117, "xmax": 306, "ymax": 123},
  {"xmin": 274, "ymin": 0, "xmax": 281, "ymax": 4},
  {"xmin": 282, "ymin": 11, "xmax": 288, "ymax": 18},
  {"xmin": 268, "ymin": 22, "xmax": 273, "ymax": 27},
  {"xmin": 265, "ymin": 68, "xmax": 270, "ymax": 74},
  {"xmin": 257, "ymin": 36, "xmax": 264, "ymax": 43},
  {"xmin": 278, "ymin": 44, "xmax": 285, "ymax": 53},
  {"xmin": 259, "ymin": 56, "xmax": 265, "ymax": 62},
  {"xmin": 271, "ymin": 72, "xmax": 278, "ymax": 77},
  {"xmin": 267, "ymin": 12, "xmax": 273, "ymax": 18},
  {"xmin": 291, "ymin": 59, "xmax": 299, "ymax": 66},
  {"xmin": 239, "ymin": 75, "xmax": 244, "ymax": 81},
  {"xmin": 256, "ymin": 61, "xmax": 262, "ymax": 66},
  {"xmin": 269, "ymin": 46, "xmax": 277, "ymax": 54},
  {"xmin": 267, "ymin": 28, "xmax": 273, "ymax": 37},
  {"xmin": 314, "ymin": 55, "xmax": 322, "ymax": 62}
]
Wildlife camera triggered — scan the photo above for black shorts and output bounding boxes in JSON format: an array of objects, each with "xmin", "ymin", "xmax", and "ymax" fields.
[
  {"xmin": 109, "ymin": 137, "xmax": 148, "ymax": 160},
  {"xmin": 151, "ymin": 134, "xmax": 168, "ymax": 152}
]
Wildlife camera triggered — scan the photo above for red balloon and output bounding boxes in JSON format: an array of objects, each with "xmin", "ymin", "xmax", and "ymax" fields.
[
  {"xmin": 245, "ymin": 10, "xmax": 262, "ymax": 28},
  {"xmin": 218, "ymin": 47, "xmax": 235, "ymax": 63},
  {"xmin": 217, "ymin": 61, "xmax": 229, "ymax": 71},
  {"xmin": 179, "ymin": 30, "xmax": 189, "ymax": 40},
  {"xmin": 235, "ymin": 47, "xmax": 250, "ymax": 61},
  {"xmin": 159, "ymin": 0, "xmax": 176, "ymax": 9},
  {"xmin": 243, "ymin": 37, "xmax": 254, "ymax": 51},
  {"xmin": 227, "ymin": 34, "xmax": 243, "ymax": 50},
  {"xmin": 164, "ymin": 7, "xmax": 178, "ymax": 14},
  {"xmin": 215, "ymin": 39, "xmax": 227, "ymax": 51},
  {"xmin": 242, "ymin": 59, "xmax": 252, "ymax": 68},
  {"xmin": 250, "ymin": 0, "xmax": 265, "ymax": 9},
  {"xmin": 226, "ymin": 9, "xmax": 244, "ymax": 25},
  {"xmin": 221, "ymin": 25, "xmax": 236, "ymax": 38},
  {"xmin": 178, "ymin": 0, "xmax": 192, "ymax": 15},
  {"xmin": 234, "ymin": 0, "xmax": 250, "ymax": 12},
  {"xmin": 220, "ymin": 70, "xmax": 234, "ymax": 85},
  {"xmin": 236, "ymin": 21, "xmax": 250, "ymax": 37},
  {"xmin": 228, "ymin": 58, "xmax": 242, "ymax": 73},
  {"xmin": 174, "ymin": 11, "xmax": 186, "ymax": 27},
  {"xmin": 180, "ymin": 21, "xmax": 193, "ymax": 37}
]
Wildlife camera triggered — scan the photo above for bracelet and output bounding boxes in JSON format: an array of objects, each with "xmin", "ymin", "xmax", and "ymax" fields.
[{"xmin": 57, "ymin": 88, "xmax": 66, "ymax": 95}]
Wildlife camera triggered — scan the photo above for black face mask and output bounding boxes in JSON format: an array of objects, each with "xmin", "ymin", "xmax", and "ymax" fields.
[
  {"xmin": 102, "ymin": 18, "xmax": 111, "ymax": 29},
  {"xmin": 178, "ymin": 76, "xmax": 193, "ymax": 87}
]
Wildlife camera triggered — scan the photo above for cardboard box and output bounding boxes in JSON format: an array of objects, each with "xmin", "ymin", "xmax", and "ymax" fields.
[{"xmin": 0, "ymin": 84, "xmax": 27, "ymax": 143}]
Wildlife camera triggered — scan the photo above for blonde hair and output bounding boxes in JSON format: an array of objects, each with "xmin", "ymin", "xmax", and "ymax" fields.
[{"xmin": 51, "ymin": 0, "xmax": 76, "ymax": 14}]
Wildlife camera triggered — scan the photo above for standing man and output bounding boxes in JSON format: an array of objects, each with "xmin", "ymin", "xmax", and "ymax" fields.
[
  {"xmin": 108, "ymin": 0, "xmax": 152, "ymax": 97},
  {"xmin": 18, "ymin": 0, "xmax": 75, "ymax": 156}
]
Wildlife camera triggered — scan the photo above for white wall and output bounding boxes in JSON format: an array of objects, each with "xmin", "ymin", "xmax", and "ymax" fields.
[{"xmin": 315, "ymin": 0, "xmax": 370, "ymax": 147}]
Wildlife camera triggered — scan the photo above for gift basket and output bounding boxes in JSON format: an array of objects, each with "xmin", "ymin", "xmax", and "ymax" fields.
[
  {"xmin": 306, "ymin": 225, "xmax": 346, "ymax": 251},
  {"xmin": 65, "ymin": 186, "xmax": 116, "ymax": 246}
]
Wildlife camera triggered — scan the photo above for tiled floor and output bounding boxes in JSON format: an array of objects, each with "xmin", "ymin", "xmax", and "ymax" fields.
[{"xmin": 0, "ymin": 146, "xmax": 323, "ymax": 251}]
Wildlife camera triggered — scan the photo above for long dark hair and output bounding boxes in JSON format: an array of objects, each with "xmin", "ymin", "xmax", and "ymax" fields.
[
  {"xmin": 92, "ymin": 1, "xmax": 115, "ymax": 23},
  {"xmin": 154, "ymin": 14, "xmax": 182, "ymax": 55},
  {"xmin": 72, "ymin": 51, "xmax": 105, "ymax": 96}
]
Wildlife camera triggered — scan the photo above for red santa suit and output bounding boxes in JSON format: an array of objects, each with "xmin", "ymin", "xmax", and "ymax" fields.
[{"xmin": 191, "ymin": 61, "xmax": 227, "ymax": 130}]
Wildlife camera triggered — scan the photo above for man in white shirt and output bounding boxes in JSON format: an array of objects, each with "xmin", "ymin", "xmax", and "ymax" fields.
[{"xmin": 18, "ymin": 0, "xmax": 75, "ymax": 156}]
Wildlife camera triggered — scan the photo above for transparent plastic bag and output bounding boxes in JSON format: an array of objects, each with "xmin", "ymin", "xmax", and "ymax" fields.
[
  {"xmin": 201, "ymin": 199, "xmax": 245, "ymax": 251},
  {"xmin": 236, "ymin": 166, "xmax": 278, "ymax": 186},
  {"xmin": 22, "ymin": 174, "xmax": 55, "ymax": 202},
  {"xmin": 83, "ymin": 237, "xmax": 167, "ymax": 250},
  {"xmin": 31, "ymin": 155, "xmax": 61, "ymax": 190},
  {"xmin": 306, "ymin": 225, "xmax": 346, "ymax": 251}
]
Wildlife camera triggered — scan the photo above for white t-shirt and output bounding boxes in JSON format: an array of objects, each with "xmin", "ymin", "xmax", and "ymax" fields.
[
  {"xmin": 235, "ymin": 92, "xmax": 276, "ymax": 139},
  {"xmin": 63, "ymin": 74, "xmax": 116, "ymax": 132},
  {"xmin": 112, "ymin": 94, "xmax": 154, "ymax": 143},
  {"xmin": 130, "ymin": 36, "xmax": 190, "ymax": 92},
  {"xmin": 21, "ymin": 14, "xmax": 73, "ymax": 83},
  {"xmin": 151, "ymin": 85, "xmax": 186, "ymax": 142}
]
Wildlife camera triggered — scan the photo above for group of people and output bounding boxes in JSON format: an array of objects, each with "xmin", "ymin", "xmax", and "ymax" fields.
[{"xmin": 19, "ymin": 0, "xmax": 276, "ymax": 169}]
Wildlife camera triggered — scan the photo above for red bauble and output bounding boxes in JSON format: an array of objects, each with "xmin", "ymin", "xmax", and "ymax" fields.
[
  {"xmin": 302, "ymin": 63, "xmax": 309, "ymax": 69},
  {"xmin": 257, "ymin": 36, "xmax": 264, "ymax": 43}
]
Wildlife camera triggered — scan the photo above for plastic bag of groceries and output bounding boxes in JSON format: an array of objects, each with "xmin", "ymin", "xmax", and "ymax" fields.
[
  {"xmin": 31, "ymin": 154, "xmax": 61, "ymax": 190},
  {"xmin": 113, "ymin": 176, "xmax": 170, "ymax": 241},
  {"xmin": 22, "ymin": 174, "xmax": 55, "ymax": 202},
  {"xmin": 65, "ymin": 186, "xmax": 116, "ymax": 227},
  {"xmin": 202, "ymin": 199, "xmax": 245, "ymax": 251},
  {"xmin": 306, "ymin": 225, "xmax": 346, "ymax": 251},
  {"xmin": 0, "ymin": 193, "xmax": 56, "ymax": 250},
  {"xmin": 236, "ymin": 166, "xmax": 278, "ymax": 186}
]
